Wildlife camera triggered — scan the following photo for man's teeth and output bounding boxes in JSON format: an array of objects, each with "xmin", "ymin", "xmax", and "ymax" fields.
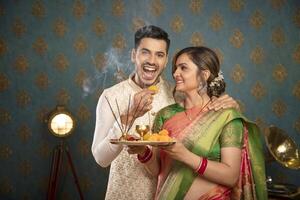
[{"xmin": 144, "ymin": 66, "xmax": 156, "ymax": 72}]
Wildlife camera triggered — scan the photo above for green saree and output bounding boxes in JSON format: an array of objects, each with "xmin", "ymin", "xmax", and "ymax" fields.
[{"xmin": 152, "ymin": 103, "xmax": 267, "ymax": 200}]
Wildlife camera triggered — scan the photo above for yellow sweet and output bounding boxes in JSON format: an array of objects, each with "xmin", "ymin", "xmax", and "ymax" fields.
[
  {"xmin": 143, "ymin": 132, "xmax": 152, "ymax": 140},
  {"xmin": 148, "ymin": 85, "xmax": 158, "ymax": 92},
  {"xmin": 158, "ymin": 135, "xmax": 172, "ymax": 142},
  {"xmin": 159, "ymin": 129, "xmax": 169, "ymax": 135},
  {"xmin": 146, "ymin": 134, "xmax": 159, "ymax": 141},
  {"xmin": 144, "ymin": 129, "xmax": 173, "ymax": 142}
]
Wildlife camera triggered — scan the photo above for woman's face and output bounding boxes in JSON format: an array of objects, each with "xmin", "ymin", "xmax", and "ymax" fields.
[{"xmin": 173, "ymin": 53, "xmax": 202, "ymax": 93}]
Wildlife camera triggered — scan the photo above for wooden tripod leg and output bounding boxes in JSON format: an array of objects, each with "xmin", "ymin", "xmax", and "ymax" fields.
[
  {"xmin": 47, "ymin": 144, "xmax": 63, "ymax": 200},
  {"xmin": 65, "ymin": 146, "xmax": 84, "ymax": 200}
]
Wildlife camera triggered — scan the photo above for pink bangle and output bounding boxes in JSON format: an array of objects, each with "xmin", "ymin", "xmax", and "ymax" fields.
[
  {"xmin": 196, "ymin": 158, "xmax": 208, "ymax": 175},
  {"xmin": 195, "ymin": 158, "xmax": 202, "ymax": 172},
  {"xmin": 137, "ymin": 146, "xmax": 152, "ymax": 163}
]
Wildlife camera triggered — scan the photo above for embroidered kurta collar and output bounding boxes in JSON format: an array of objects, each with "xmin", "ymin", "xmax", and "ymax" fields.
[{"xmin": 127, "ymin": 73, "xmax": 164, "ymax": 91}]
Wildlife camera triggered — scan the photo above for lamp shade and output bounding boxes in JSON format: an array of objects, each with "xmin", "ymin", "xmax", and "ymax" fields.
[{"xmin": 47, "ymin": 106, "xmax": 75, "ymax": 138}]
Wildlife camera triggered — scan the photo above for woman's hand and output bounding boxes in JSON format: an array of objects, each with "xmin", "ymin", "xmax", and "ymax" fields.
[
  {"xmin": 161, "ymin": 142, "xmax": 190, "ymax": 162},
  {"xmin": 161, "ymin": 142, "xmax": 201, "ymax": 171}
]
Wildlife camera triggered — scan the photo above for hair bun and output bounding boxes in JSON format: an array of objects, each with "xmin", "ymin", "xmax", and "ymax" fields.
[{"xmin": 207, "ymin": 71, "xmax": 226, "ymax": 97}]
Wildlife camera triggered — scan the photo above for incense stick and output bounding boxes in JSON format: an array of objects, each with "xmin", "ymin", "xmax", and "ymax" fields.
[
  {"xmin": 105, "ymin": 96, "xmax": 124, "ymax": 134},
  {"xmin": 124, "ymin": 94, "xmax": 131, "ymax": 135},
  {"xmin": 127, "ymin": 100, "xmax": 148, "ymax": 132},
  {"xmin": 148, "ymin": 111, "xmax": 151, "ymax": 127},
  {"xmin": 115, "ymin": 98, "xmax": 124, "ymax": 133},
  {"xmin": 126, "ymin": 96, "xmax": 143, "ymax": 132}
]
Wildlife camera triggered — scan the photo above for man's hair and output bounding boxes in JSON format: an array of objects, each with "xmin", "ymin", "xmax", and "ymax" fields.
[{"xmin": 134, "ymin": 25, "xmax": 170, "ymax": 53}]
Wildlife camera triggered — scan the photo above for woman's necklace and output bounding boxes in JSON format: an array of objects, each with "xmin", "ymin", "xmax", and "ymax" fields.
[{"xmin": 184, "ymin": 100, "xmax": 211, "ymax": 121}]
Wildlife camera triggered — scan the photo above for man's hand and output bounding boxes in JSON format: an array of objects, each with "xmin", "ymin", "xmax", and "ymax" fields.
[
  {"xmin": 126, "ymin": 145, "xmax": 148, "ymax": 155},
  {"xmin": 132, "ymin": 89, "xmax": 156, "ymax": 117},
  {"xmin": 120, "ymin": 89, "xmax": 156, "ymax": 126},
  {"xmin": 208, "ymin": 94, "xmax": 240, "ymax": 111}
]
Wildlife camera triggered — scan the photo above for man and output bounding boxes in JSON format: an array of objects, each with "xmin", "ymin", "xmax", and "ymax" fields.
[{"xmin": 91, "ymin": 25, "xmax": 237, "ymax": 200}]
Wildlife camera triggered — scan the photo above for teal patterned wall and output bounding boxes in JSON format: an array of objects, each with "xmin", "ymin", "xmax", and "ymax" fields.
[{"xmin": 0, "ymin": 0, "xmax": 299, "ymax": 199}]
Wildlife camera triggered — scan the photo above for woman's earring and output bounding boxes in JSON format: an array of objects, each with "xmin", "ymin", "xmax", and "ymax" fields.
[{"xmin": 197, "ymin": 81, "xmax": 207, "ymax": 95}]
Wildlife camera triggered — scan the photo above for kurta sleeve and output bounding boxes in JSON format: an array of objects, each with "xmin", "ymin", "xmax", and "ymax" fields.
[{"xmin": 91, "ymin": 90, "xmax": 123, "ymax": 167}]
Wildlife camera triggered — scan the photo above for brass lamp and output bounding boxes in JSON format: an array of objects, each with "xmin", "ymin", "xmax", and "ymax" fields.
[{"xmin": 47, "ymin": 106, "xmax": 75, "ymax": 138}]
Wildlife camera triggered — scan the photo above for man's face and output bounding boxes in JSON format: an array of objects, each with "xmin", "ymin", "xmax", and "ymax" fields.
[{"xmin": 131, "ymin": 38, "xmax": 168, "ymax": 88}]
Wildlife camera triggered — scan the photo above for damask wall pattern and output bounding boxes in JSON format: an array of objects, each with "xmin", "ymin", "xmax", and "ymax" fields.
[{"xmin": 0, "ymin": 0, "xmax": 299, "ymax": 199}]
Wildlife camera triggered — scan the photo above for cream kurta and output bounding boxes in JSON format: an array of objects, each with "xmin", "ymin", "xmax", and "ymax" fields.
[{"xmin": 92, "ymin": 75, "xmax": 174, "ymax": 200}]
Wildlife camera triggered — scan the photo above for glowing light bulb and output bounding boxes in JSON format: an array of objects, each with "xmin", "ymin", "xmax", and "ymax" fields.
[
  {"xmin": 51, "ymin": 113, "xmax": 73, "ymax": 135},
  {"xmin": 277, "ymin": 144, "xmax": 287, "ymax": 153}
]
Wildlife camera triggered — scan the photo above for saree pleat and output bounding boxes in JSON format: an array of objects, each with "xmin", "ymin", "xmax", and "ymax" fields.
[{"xmin": 198, "ymin": 186, "xmax": 231, "ymax": 200}]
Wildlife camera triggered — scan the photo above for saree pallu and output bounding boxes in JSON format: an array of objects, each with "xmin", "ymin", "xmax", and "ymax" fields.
[{"xmin": 154, "ymin": 107, "xmax": 267, "ymax": 200}]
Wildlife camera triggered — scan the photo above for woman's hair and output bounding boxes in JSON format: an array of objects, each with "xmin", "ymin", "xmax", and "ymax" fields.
[{"xmin": 172, "ymin": 46, "xmax": 226, "ymax": 98}]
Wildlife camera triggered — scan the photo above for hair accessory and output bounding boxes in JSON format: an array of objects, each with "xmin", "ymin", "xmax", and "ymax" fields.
[
  {"xmin": 137, "ymin": 146, "xmax": 152, "ymax": 163},
  {"xmin": 209, "ymin": 70, "xmax": 224, "ymax": 87}
]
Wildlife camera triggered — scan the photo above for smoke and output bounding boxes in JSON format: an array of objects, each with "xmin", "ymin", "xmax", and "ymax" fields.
[
  {"xmin": 82, "ymin": 48, "xmax": 133, "ymax": 98},
  {"xmin": 82, "ymin": 18, "xmax": 155, "ymax": 98}
]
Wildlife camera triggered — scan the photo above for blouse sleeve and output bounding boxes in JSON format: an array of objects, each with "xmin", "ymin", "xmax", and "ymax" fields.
[
  {"xmin": 220, "ymin": 119, "xmax": 244, "ymax": 148},
  {"xmin": 152, "ymin": 111, "xmax": 165, "ymax": 133}
]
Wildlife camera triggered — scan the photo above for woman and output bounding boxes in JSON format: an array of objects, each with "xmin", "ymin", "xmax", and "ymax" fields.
[{"xmin": 136, "ymin": 46, "xmax": 267, "ymax": 200}]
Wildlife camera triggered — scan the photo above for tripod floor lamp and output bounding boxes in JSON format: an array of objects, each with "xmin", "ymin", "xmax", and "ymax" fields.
[{"xmin": 46, "ymin": 106, "xmax": 84, "ymax": 200}]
